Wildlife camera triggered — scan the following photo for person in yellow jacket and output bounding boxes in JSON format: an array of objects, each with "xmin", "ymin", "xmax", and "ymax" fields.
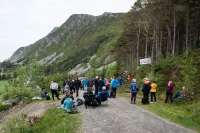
[{"xmin": 150, "ymin": 81, "xmax": 157, "ymax": 103}]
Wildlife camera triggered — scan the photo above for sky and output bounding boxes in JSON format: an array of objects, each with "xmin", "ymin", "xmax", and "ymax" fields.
[{"xmin": 0, "ymin": 0, "xmax": 135, "ymax": 62}]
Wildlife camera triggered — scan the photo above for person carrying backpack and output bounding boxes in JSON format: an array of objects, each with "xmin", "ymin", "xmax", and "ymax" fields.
[{"xmin": 130, "ymin": 79, "xmax": 140, "ymax": 104}]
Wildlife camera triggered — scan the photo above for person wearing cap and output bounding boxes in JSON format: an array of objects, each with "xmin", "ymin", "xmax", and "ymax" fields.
[
  {"xmin": 142, "ymin": 78, "xmax": 151, "ymax": 104},
  {"xmin": 96, "ymin": 86, "xmax": 109, "ymax": 105}
]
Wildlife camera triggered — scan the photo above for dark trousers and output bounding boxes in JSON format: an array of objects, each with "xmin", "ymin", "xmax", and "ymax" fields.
[
  {"xmin": 143, "ymin": 93, "xmax": 149, "ymax": 104},
  {"xmin": 95, "ymin": 86, "xmax": 98, "ymax": 95},
  {"xmin": 106, "ymin": 86, "xmax": 109, "ymax": 91},
  {"xmin": 112, "ymin": 88, "xmax": 117, "ymax": 98},
  {"xmin": 131, "ymin": 92, "xmax": 137, "ymax": 103},
  {"xmin": 51, "ymin": 89, "xmax": 59, "ymax": 100},
  {"xmin": 75, "ymin": 86, "xmax": 79, "ymax": 97},
  {"xmin": 165, "ymin": 92, "xmax": 173, "ymax": 103},
  {"xmin": 70, "ymin": 87, "xmax": 75, "ymax": 93},
  {"xmin": 150, "ymin": 92, "xmax": 156, "ymax": 102}
]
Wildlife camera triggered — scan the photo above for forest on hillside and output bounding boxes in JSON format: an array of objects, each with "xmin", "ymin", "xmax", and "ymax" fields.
[{"xmin": 114, "ymin": 0, "xmax": 200, "ymax": 71}]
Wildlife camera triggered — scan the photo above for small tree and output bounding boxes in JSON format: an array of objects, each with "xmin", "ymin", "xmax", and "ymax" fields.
[{"xmin": 179, "ymin": 57, "xmax": 198, "ymax": 91}]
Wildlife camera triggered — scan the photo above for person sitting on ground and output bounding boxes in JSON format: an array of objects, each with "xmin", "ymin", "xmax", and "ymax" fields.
[
  {"xmin": 61, "ymin": 91, "xmax": 75, "ymax": 106},
  {"xmin": 40, "ymin": 88, "xmax": 49, "ymax": 100},
  {"xmin": 96, "ymin": 86, "xmax": 109, "ymax": 105},
  {"xmin": 173, "ymin": 86, "xmax": 189, "ymax": 100},
  {"xmin": 62, "ymin": 93, "xmax": 76, "ymax": 112}
]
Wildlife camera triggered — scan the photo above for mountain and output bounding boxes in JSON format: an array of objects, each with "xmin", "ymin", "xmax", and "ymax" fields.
[{"xmin": 8, "ymin": 12, "xmax": 125, "ymax": 74}]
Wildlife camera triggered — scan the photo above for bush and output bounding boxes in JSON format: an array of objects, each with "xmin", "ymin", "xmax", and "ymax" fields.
[
  {"xmin": 2, "ymin": 85, "xmax": 35, "ymax": 101},
  {"xmin": 0, "ymin": 104, "xmax": 11, "ymax": 111}
]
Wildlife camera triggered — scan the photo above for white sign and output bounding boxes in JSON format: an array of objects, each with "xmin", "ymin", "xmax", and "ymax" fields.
[{"xmin": 140, "ymin": 58, "xmax": 151, "ymax": 65}]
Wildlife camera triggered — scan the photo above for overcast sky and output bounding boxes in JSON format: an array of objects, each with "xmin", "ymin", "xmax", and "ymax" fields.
[{"xmin": 0, "ymin": 0, "xmax": 135, "ymax": 62}]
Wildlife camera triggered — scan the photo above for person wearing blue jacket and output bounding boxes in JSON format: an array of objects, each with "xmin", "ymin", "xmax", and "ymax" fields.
[
  {"xmin": 110, "ymin": 77, "xmax": 118, "ymax": 98},
  {"xmin": 118, "ymin": 76, "xmax": 124, "ymax": 87},
  {"xmin": 130, "ymin": 79, "xmax": 140, "ymax": 104},
  {"xmin": 83, "ymin": 78, "xmax": 88, "ymax": 91},
  {"xmin": 62, "ymin": 94, "xmax": 76, "ymax": 112},
  {"xmin": 96, "ymin": 86, "xmax": 109, "ymax": 105}
]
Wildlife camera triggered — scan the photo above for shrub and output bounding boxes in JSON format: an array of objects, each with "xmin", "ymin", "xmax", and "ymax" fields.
[{"xmin": 0, "ymin": 104, "xmax": 11, "ymax": 111}]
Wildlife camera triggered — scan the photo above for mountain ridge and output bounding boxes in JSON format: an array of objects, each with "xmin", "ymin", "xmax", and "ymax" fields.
[{"xmin": 7, "ymin": 12, "xmax": 125, "ymax": 74}]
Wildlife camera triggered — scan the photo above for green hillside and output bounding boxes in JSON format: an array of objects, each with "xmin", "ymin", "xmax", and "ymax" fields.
[{"xmin": 8, "ymin": 13, "xmax": 125, "ymax": 75}]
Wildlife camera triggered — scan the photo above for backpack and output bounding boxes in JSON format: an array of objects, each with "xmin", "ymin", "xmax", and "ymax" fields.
[
  {"xmin": 76, "ymin": 98, "xmax": 84, "ymax": 106},
  {"xmin": 131, "ymin": 83, "xmax": 136, "ymax": 91},
  {"xmin": 46, "ymin": 95, "xmax": 51, "ymax": 100}
]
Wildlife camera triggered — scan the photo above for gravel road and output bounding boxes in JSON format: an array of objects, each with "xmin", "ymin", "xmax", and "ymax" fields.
[
  {"xmin": 77, "ymin": 90, "xmax": 196, "ymax": 133},
  {"xmin": 0, "ymin": 90, "xmax": 197, "ymax": 133}
]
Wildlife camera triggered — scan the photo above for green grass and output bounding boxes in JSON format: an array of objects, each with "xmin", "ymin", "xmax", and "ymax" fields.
[
  {"xmin": 0, "ymin": 80, "xmax": 8, "ymax": 94},
  {"xmin": 137, "ymin": 100, "xmax": 200, "ymax": 132},
  {"xmin": 29, "ymin": 108, "xmax": 81, "ymax": 133},
  {"xmin": 3, "ymin": 107, "xmax": 82, "ymax": 133}
]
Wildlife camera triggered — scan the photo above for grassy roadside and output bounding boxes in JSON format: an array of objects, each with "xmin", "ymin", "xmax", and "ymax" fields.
[
  {"xmin": 3, "ymin": 107, "xmax": 82, "ymax": 133},
  {"xmin": 118, "ymin": 90, "xmax": 200, "ymax": 132},
  {"xmin": 29, "ymin": 108, "xmax": 82, "ymax": 133}
]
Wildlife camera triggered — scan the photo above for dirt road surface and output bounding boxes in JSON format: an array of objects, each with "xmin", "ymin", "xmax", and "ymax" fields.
[{"xmin": 0, "ymin": 90, "xmax": 197, "ymax": 133}]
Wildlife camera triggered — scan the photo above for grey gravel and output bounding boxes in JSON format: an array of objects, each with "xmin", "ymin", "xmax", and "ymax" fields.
[{"xmin": 77, "ymin": 90, "xmax": 197, "ymax": 133}]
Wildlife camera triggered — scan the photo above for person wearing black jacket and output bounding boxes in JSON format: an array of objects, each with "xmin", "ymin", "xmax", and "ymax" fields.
[
  {"xmin": 94, "ymin": 76, "xmax": 99, "ymax": 95},
  {"xmin": 74, "ymin": 78, "xmax": 81, "ymax": 97},
  {"xmin": 69, "ymin": 79, "xmax": 75, "ymax": 93},
  {"xmin": 142, "ymin": 78, "xmax": 151, "ymax": 104},
  {"xmin": 97, "ymin": 77, "xmax": 105, "ymax": 93}
]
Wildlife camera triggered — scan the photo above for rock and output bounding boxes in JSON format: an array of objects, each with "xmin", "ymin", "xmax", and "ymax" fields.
[{"xmin": 2, "ymin": 100, "xmax": 12, "ymax": 106}]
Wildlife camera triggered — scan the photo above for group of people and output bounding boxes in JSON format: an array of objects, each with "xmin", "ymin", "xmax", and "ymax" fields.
[
  {"xmin": 130, "ymin": 77, "xmax": 194, "ymax": 105},
  {"xmin": 129, "ymin": 78, "xmax": 157, "ymax": 104},
  {"xmin": 42, "ymin": 75, "xmax": 122, "ymax": 112}
]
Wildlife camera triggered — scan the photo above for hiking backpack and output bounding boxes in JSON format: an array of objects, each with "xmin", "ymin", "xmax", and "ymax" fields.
[{"xmin": 131, "ymin": 83, "xmax": 136, "ymax": 91}]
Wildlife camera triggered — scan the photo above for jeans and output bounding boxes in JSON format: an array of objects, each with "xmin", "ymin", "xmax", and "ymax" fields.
[
  {"xmin": 165, "ymin": 92, "xmax": 173, "ymax": 103},
  {"xmin": 150, "ymin": 92, "xmax": 156, "ymax": 102}
]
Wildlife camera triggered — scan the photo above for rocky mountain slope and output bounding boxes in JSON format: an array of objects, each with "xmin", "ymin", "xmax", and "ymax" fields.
[{"xmin": 8, "ymin": 12, "xmax": 125, "ymax": 74}]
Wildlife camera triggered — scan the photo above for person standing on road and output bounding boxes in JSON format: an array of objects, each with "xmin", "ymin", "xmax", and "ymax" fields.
[
  {"xmin": 150, "ymin": 81, "xmax": 157, "ymax": 103},
  {"xmin": 88, "ymin": 77, "xmax": 94, "ymax": 88},
  {"xmin": 110, "ymin": 77, "xmax": 118, "ymax": 98},
  {"xmin": 165, "ymin": 80, "xmax": 173, "ymax": 103},
  {"xmin": 94, "ymin": 76, "xmax": 99, "ymax": 95},
  {"xmin": 97, "ymin": 77, "xmax": 104, "ymax": 93},
  {"xmin": 83, "ymin": 78, "xmax": 88, "ymax": 91},
  {"xmin": 50, "ymin": 81, "xmax": 60, "ymax": 100},
  {"xmin": 74, "ymin": 77, "xmax": 81, "ymax": 97},
  {"xmin": 130, "ymin": 79, "xmax": 140, "ymax": 104}
]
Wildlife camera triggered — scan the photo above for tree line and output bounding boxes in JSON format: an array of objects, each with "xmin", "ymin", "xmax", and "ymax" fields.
[{"xmin": 114, "ymin": 0, "xmax": 200, "ymax": 72}]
